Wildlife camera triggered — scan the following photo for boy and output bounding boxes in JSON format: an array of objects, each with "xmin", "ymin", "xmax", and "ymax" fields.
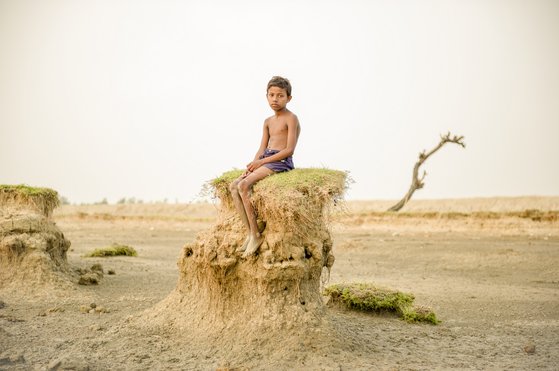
[{"xmin": 229, "ymin": 76, "xmax": 301, "ymax": 257}]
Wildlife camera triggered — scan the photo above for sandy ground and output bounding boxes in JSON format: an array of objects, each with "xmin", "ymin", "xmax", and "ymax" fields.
[{"xmin": 1, "ymin": 197, "xmax": 558, "ymax": 370}]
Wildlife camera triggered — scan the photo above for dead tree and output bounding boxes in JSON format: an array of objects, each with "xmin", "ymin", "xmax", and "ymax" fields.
[{"xmin": 387, "ymin": 132, "xmax": 465, "ymax": 212}]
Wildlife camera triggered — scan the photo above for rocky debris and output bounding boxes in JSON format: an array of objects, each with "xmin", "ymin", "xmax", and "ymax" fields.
[
  {"xmin": 0, "ymin": 299, "xmax": 5, "ymax": 309},
  {"xmin": 90, "ymin": 263, "xmax": 104, "ymax": 274},
  {"xmin": 523, "ymin": 342, "xmax": 536, "ymax": 354},
  {"xmin": 107, "ymin": 269, "xmax": 116, "ymax": 275},
  {"xmin": 0, "ymin": 326, "xmax": 10, "ymax": 337},
  {"xmin": 0, "ymin": 314, "xmax": 24, "ymax": 322},
  {"xmin": 47, "ymin": 355, "xmax": 90, "ymax": 371},
  {"xmin": 47, "ymin": 358, "xmax": 62, "ymax": 370},
  {"xmin": 78, "ymin": 272, "xmax": 100, "ymax": 285},
  {"xmin": 79, "ymin": 303, "xmax": 110, "ymax": 314},
  {"xmin": 75, "ymin": 264, "xmax": 105, "ymax": 285},
  {"xmin": 38, "ymin": 306, "xmax": 65, "ymax": 317},
  {"xmin": 0, "ymin": 352, "xmax": 25, "ymax": 367},
  {"xmin": 73, "ymin": 267, "xmax": 86, "ymax": 275},
  {"xmin": 216, "ymin": 362, "xmax": 243, "ymax": 371}
]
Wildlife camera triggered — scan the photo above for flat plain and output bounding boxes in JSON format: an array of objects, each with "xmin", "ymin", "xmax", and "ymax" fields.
[{"xmin": 1, "ymin": 197, "xmax": 558, "ymax": 370}]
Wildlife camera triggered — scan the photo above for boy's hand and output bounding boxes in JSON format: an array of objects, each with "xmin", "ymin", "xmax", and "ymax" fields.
[{"xmin": 246, "ymin": 159, "xmax": 264, "ymax": 172}]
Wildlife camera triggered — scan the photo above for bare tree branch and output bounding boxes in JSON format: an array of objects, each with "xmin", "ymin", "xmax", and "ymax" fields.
[{"xmin": 387, "ymin": 132, "xmax": 466, "ymax": 212}]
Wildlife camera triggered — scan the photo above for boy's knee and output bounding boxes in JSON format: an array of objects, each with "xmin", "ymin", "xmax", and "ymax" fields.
[
  {"xmin": 238, "ymin": 179, "xmax": 250, "ymax": 195},
  {"xmin": 231, "ymin": 179, "xmax": 245, "ymax": 194}
]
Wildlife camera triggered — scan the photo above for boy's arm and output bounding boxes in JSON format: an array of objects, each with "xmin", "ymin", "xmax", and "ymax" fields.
[
  {"xmin": 243, "ymin": 120, "xmax": 269, "ymax": 176},
  {"xmin": 248, "ymin": 115, "xmax": 299, "ymax": 170},
  {"xmin": 253, "ymin": 119, "xmax": 270, "ymax": 160}
]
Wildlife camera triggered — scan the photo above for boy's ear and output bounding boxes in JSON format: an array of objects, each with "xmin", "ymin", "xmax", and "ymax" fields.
[{"xmin": 287, "ymin": 96, "xmax": 292, "ymax": 102}]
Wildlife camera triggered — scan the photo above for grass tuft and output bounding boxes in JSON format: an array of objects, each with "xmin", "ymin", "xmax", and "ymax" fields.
[
  {"xmin": 0, "ymin": 184, "xmax": 60, "ymax": 216},
  {"xmin": 85, "ymin": 243, "xmax": 138, "ymax": 258},
  {"xmin": 401, "ymin": 305, "xmax": 440, "ymax": 324},
  {"xmin": 324, "ymin": 283, "xmax": 439, "ymax": 325}
]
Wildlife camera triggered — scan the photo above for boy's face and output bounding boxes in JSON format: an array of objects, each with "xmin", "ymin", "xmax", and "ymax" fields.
[{"xmin": 266, "ymin": 86, "xmax": 291, "ymax": 112}]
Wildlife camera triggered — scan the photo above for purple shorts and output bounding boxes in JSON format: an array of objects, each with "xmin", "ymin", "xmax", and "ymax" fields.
[{"xmin": 260, "ymin": 148, "xmax": 294, "ymax": 173}]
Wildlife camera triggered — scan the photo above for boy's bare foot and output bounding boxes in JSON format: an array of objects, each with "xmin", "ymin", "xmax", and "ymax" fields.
[
  {"xmin": 242, "ymin": 234, "xmax": 264, "ymax": 258},
  {"xmin": 236, "ymin": 236, "xmax": 250, "ymax": 253}
]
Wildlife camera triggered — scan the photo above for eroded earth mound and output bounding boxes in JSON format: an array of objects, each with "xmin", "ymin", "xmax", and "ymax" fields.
[
  {"xmin": 0, "ymin": 185, "xmax": 73, "ymax": 291},
  {"xmin": 145, "ymin": 169, "xmax": 347, "ymax": 344}
]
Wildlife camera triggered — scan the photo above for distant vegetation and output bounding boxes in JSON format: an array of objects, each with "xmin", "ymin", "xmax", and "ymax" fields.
[
  {"xmin": 56, "ymin": 196, "xmax": 181, "ymax": 206},
  {"xmin": 94, "ymin": 198, "xmax": 109, "ymax": 205},
  {"xmin": 59, "ymin": 195, "xmax": 70, "ymax": 205},
  {"xmin": 116, "ymin": 197, "xmax": 171, "ymax": 204},
  {"xmin": 117, "ymin": 197, "xmax": 144, "ymax": 204}
]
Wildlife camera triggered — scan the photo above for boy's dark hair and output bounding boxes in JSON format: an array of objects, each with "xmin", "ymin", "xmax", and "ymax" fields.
[{"xmin": 267, "ymin": 76, "xmax": 292, "ymax": 96}]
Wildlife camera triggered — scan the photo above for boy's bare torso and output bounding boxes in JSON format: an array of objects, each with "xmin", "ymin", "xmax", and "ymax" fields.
[{"xmin": 265, "ymin": 110, "xmax": 300, "ymax": 151}]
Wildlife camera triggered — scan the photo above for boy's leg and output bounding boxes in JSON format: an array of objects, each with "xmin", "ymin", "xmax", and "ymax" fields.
[
  {"xmin": 229, "ymin": 177, "xmax": 252, "ymax": 252},
  {"xmin": 238, "ymin": 166, "xmax": 274, "ymax": 256},
  {"xmin": 230, "ymin": 177, "xmax": 250, "ymax": 229}
]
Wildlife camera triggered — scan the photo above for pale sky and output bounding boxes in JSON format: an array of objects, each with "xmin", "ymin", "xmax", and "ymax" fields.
[{"xmin": 1, "ymin": 0, "xmax": 558, "ymax": 203}]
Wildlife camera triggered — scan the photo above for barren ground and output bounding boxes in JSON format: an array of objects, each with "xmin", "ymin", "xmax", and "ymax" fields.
[{"xmin": 1, "ymin": 197, "xmax": 558, "ymax": 370}]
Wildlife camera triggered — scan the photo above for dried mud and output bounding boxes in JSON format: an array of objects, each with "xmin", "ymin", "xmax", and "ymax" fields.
[{"xmin": 0, "ymin": 198, "xmax": 558, "ymax": 370}]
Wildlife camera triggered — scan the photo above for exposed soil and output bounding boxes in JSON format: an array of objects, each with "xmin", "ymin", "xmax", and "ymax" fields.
[{"xmin": 0, "ymin": 197, "xmax": 558, "ymax": 370}]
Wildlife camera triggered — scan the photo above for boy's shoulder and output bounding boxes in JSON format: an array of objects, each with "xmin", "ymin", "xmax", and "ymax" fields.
[{"xmin": 265, "ymin": 110, "xmax": 299, "ymax": 122}]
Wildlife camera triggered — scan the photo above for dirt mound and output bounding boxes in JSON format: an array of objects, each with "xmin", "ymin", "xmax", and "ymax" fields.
[
  {"xmin": 143, "ymin": 169, "xmax": 347, "ymax": 346},
  {"xmin": 0, "ymin": 185, "xmax": 74, "ymax": 292}
]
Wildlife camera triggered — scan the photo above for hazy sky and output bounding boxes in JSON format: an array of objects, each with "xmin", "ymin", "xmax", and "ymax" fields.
[{"xmin": 1, "ymin": 0, "xmax": 558, "ymax": 203}]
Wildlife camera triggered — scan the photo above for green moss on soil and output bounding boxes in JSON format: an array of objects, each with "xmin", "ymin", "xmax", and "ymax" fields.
[
  {"xmin": 211, "ymin": 168, "xmax": 347, "ymax": 197},
  {"xmin": 0, "ymin": 184, "xmax": 60, "ymax": 216},
  {"xmin": 85, "ymin": 243, "xmax": 138, "ymax": 257},
  {"xmin": 210, "ymin": 168, "xmax": 348, "ymax": 234},
  {"xmin": 324, "ymin": 283, "xmax": 439, "ymax": 325}
]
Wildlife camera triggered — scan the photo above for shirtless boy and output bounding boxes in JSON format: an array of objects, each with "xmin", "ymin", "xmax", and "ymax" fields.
[{"xmin": 229, "ymin": 76, "xmax": 301, "ymax": 257}]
